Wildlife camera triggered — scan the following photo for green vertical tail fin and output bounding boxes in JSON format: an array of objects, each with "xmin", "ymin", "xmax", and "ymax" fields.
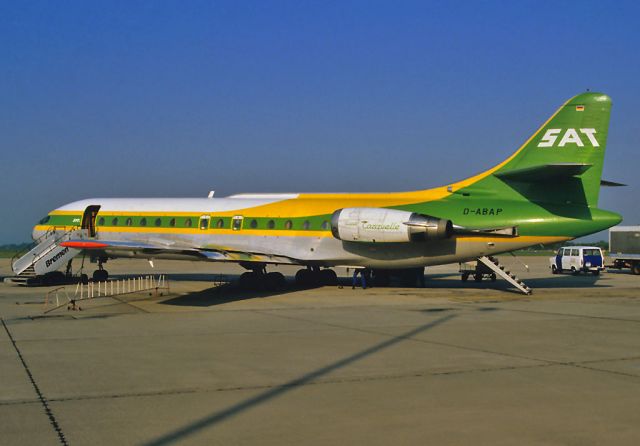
[{"xmin": 486, "ymin": 92, "xmax": 612, "ymax": 208}]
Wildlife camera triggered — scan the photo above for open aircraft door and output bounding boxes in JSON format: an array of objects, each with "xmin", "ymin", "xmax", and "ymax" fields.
[{"xmin": 81, "ymin": 205, "xmax": 101, "ymax": 237}]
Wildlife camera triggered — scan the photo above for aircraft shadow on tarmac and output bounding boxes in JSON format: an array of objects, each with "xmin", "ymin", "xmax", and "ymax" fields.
[
  {"xmin": 159, "ymin": 272, "xmax": 610, "ymax": 306},
  {"xmin": 143, "ymin": 313, "xmax": 457, "ymax": 446}
]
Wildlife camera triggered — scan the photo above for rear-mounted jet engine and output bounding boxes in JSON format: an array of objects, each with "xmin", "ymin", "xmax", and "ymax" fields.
[{"xmin": 331, "ymin": 208, "xmax": 453, "ymax": 243}]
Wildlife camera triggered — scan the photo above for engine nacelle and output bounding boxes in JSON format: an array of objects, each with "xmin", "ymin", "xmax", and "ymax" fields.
[{"xmin": 331, "ymin": 208, "xmax": 453, "ymax": 243}]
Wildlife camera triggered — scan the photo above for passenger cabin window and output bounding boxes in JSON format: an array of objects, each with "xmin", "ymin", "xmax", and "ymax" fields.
[
  {"xmin": 199, "ymin": 216, "xmax": 210, "ymax": 230},
  {"xmin": 185, "ymin": 218, "xmax": 193, "ymax": 228},
  {"xmin": 155, "ymin": 218, "xmax": 162, "ymax": 227},
  {"xmin": 169, "ymin": 218, "xmax": 176, "ymax": 227},
  {"xmin": 112, "ymin": 217, "xmax": 118, "ymax": 226},
  {"xmin": 267, "ymin": 220, "xmax": 275, "ymax": 229},
  {"xmin": 216, "ymin": 219, "xmax": 224, "ymax": 229},
  {"xmin": 249, "ymin": 219, "xmax": 258, "ymax": 229},
  {"xmin": 140, "ymin": 218, "xmax": 147, "ymax": 227},
  {"xmin": 126, "ymin": 218, "xmax": 132, "ymax": 226},
  {"xmin": 232, "ymin": 216, "xmax": 243, "ymax": 231},
  {"xmin": 321, "ymin": 220, "xmax": 329, "ymax": 230},
  {"xmin": 303, "ymin": 220, "xmax": 310, "ymax": 230},
  {"xmin": 284, "ymin": 220, "xmax": 293, "ymax": 230},
  {"xmin": 98, "ymin": 217, "xmax": 105, "ymax": 226}
]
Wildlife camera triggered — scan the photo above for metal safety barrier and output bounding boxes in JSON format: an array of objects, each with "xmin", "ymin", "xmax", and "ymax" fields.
[{"xmin": 44, "ymin": 275, "xmax": 169, "ymax": 313}]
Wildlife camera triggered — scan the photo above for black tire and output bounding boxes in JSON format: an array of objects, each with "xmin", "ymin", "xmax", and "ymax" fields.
[
  {"xmin": 491, "ymin": 273, "xmax": 497, "ymax": 282},
  {"xmin": 92, "ymin": 269, "xmax": 108, "ymax": 282},
  {"xmin": 239, "ymin": 272, "xmax": 258, "ymax": 290},
  {"xmin": 265, "ymin": 272, "xmax": 286, "ymax": 290},
  {"xmin": 295, "ymin": 269, "xmax": 315, "ymax": 287},
  {"xmin": 80, "ymin": 274, "xmax": 89, "ymax": 285},
  {"xmin": 318, "ymin": 269, "xmax": 338, "ymax": 286},
  {"xmin": 461, "ymin": 272, "xmax": 469, "ymax": 282},
  {"xmin": 551, "ymin": 265, "xmax": 558, "ymax": 274}
]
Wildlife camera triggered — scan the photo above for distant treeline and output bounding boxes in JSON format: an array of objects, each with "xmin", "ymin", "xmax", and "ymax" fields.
[{"xmin": 0, "ymin": 243, "xmax": 31, "ymax": 257}]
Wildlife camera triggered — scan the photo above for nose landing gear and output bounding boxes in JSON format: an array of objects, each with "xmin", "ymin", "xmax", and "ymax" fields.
[{"xmin": 92, "ymin": 258, "xmax": 109, "ymax": 282}]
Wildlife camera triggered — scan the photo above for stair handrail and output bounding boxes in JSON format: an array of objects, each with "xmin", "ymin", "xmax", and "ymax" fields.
[{"xmin": 11, "ymin": 226, "xmax": 81, "ymax": 273}]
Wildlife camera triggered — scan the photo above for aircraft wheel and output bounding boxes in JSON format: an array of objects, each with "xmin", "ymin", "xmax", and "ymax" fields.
[
  {"xmin": 80, "ymin": 274, "xmax": 89, "ymax": 285},
  {"xmin": 318, "ymin": 269, "xmax": 338, "ymax": 286},
  {"xmin": 551, "ymin": 265, "xmax": 558, "ymax": 274},
  {"xmin": 265, "ymin": 272, "xmax": 286, "ymax": 291},
  {"xmin": 93, "ymin": 269, "xmax": 109, "ymax": 282},
  {"xmin": 571, "ymin": 267, "xmax": 578, "ymax": 275},
  {"xmin": 295, "ymin": 269, "xmax": 315, "ymax": 287},
  {"xmin": 461, "ymin": 272, "xmax": 469, "ymax": 282},
  {"xmin": 239, "ymin": 272, "xmax": 259, "ymax": 290}
]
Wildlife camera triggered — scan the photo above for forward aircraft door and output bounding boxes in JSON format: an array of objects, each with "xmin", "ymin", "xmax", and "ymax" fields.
[{"xmin": 81, "ymin": 205, "xmax": 101, "ymax": 237}]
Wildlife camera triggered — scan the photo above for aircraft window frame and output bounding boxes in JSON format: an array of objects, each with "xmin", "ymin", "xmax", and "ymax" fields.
[
  {"xmin": 169, "ymin": 218, "xmax": 176, "ymax": 227},
  {"xmin": 112, "ymin": 217, "xmax": 118, "ymax": 226},
  {"xmin": 303, "ymin": 220, "xmax": 311, "ymax": 230},
  {"xmin": 284, "ymin": 220, "xmax": 293, "ymax": 230},
  {"xmin": 267, "ymin": 220, "xmax": 275, "ymax": 229},
  {"xmin": 232, "ymin": 216, "xmax": 243, "ymax": 231},
  {"xmin": 126, "ymin": 217, "xmax": 133, "ymax": 227},
  {"xmin": 216, "ymin": 218, "xmax": 224, "ymax": 229},
  {"xmin": 321, "ymin": 220, "xmax": 329, "ymax": 230},
  {"xmin": 155, "ymin": 218, "xmax": 162, "ymax": 227},
  {"xmin": 199, "ymin": 215, "xmax": 210, "ymax": 230},
  {"xmin": 140, "ymin": 218, "xmax": 147, "ymax": 227},
  {"xmin": 185, "ymin": 218, "xmax": 193, "ymax": 228},
  {"xmin": 39, "ymin": 216, "xmax": 51, "ymax": 225},
  {"xmin": 249, "ymin": 219, "xmax": 258, "ymax": 229},
  {"xmin": 98, "ymin": 217, "xmax": 105, "ymax": 226}
]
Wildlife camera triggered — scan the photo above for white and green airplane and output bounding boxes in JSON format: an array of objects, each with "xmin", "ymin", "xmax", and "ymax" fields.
[{"xmin": 14, "ymin": 92, "xmax": 621, "ymax": 292}]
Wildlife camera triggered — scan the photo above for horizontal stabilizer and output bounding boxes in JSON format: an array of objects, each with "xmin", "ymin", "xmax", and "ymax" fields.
[
  {"xmin": 494, "ymin": 163, "xmax": 592, "ymax": 182},
  {"xmin": 601, "ymin": 179, "xmax": 627, "ymax": 187}
]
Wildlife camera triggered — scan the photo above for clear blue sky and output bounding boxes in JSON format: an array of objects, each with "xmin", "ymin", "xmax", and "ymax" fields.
[{"xmin": 1, "ymin": 0, "xmax": 639, "ymax": 243}]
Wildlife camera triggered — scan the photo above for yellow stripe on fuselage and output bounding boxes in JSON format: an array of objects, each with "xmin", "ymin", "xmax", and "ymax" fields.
[{"xmin": 36, "ymin": 223, "xmax": 568, "ymax": 247}]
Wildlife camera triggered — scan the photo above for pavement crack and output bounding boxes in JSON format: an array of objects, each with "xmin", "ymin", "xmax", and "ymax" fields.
[{"xmin": 1, "ymin": 318, "xmax": 69, "ymax": 445}]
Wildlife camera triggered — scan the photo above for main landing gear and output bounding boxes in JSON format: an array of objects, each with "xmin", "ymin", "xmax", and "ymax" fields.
[
  {"xmin": 238, "ymin": 264, "xmax": 286, "ymax": 291},
  {"xmin": 237, "ymin": 264, "xmax": 339, "ymax": 291},
  {"xmin": 294, "ymin": 266, "xmax": 338, "ymax": 288}
]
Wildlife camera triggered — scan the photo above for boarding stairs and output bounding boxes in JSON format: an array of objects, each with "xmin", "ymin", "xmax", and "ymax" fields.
[
  {"xmin": 478, "ymin": 255, "xmax": 532, "ymax": 295},
  {"xmin": 9, "ymin": 228, "xmax": 85, "ymax": 284}
]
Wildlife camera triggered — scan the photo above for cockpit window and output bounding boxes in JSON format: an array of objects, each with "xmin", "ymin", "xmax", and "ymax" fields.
[{"xmin": 38, "ymin": 216, "xmax": 51, "ymax": 225}]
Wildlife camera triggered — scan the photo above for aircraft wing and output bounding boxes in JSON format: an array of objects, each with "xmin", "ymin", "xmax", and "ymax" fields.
[{"xmin": 60, "ymin": 239, "xmax": 301, "ymax": 265}]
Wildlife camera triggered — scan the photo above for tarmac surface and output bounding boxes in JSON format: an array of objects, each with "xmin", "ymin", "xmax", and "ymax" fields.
[{"xmin": 1, "ymin": 256, "xmax": 640, "ymax": 445}]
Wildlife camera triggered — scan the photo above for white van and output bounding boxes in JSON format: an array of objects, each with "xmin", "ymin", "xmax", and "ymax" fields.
[{"xmin": 549, "ymin": 246, "xmax": 604, "ymax": 275}]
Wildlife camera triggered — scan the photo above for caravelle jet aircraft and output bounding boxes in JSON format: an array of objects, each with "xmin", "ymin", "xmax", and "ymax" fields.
[{"xmin": 14, "ymin": 92, "xmax": 621, "ymax": 292}]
